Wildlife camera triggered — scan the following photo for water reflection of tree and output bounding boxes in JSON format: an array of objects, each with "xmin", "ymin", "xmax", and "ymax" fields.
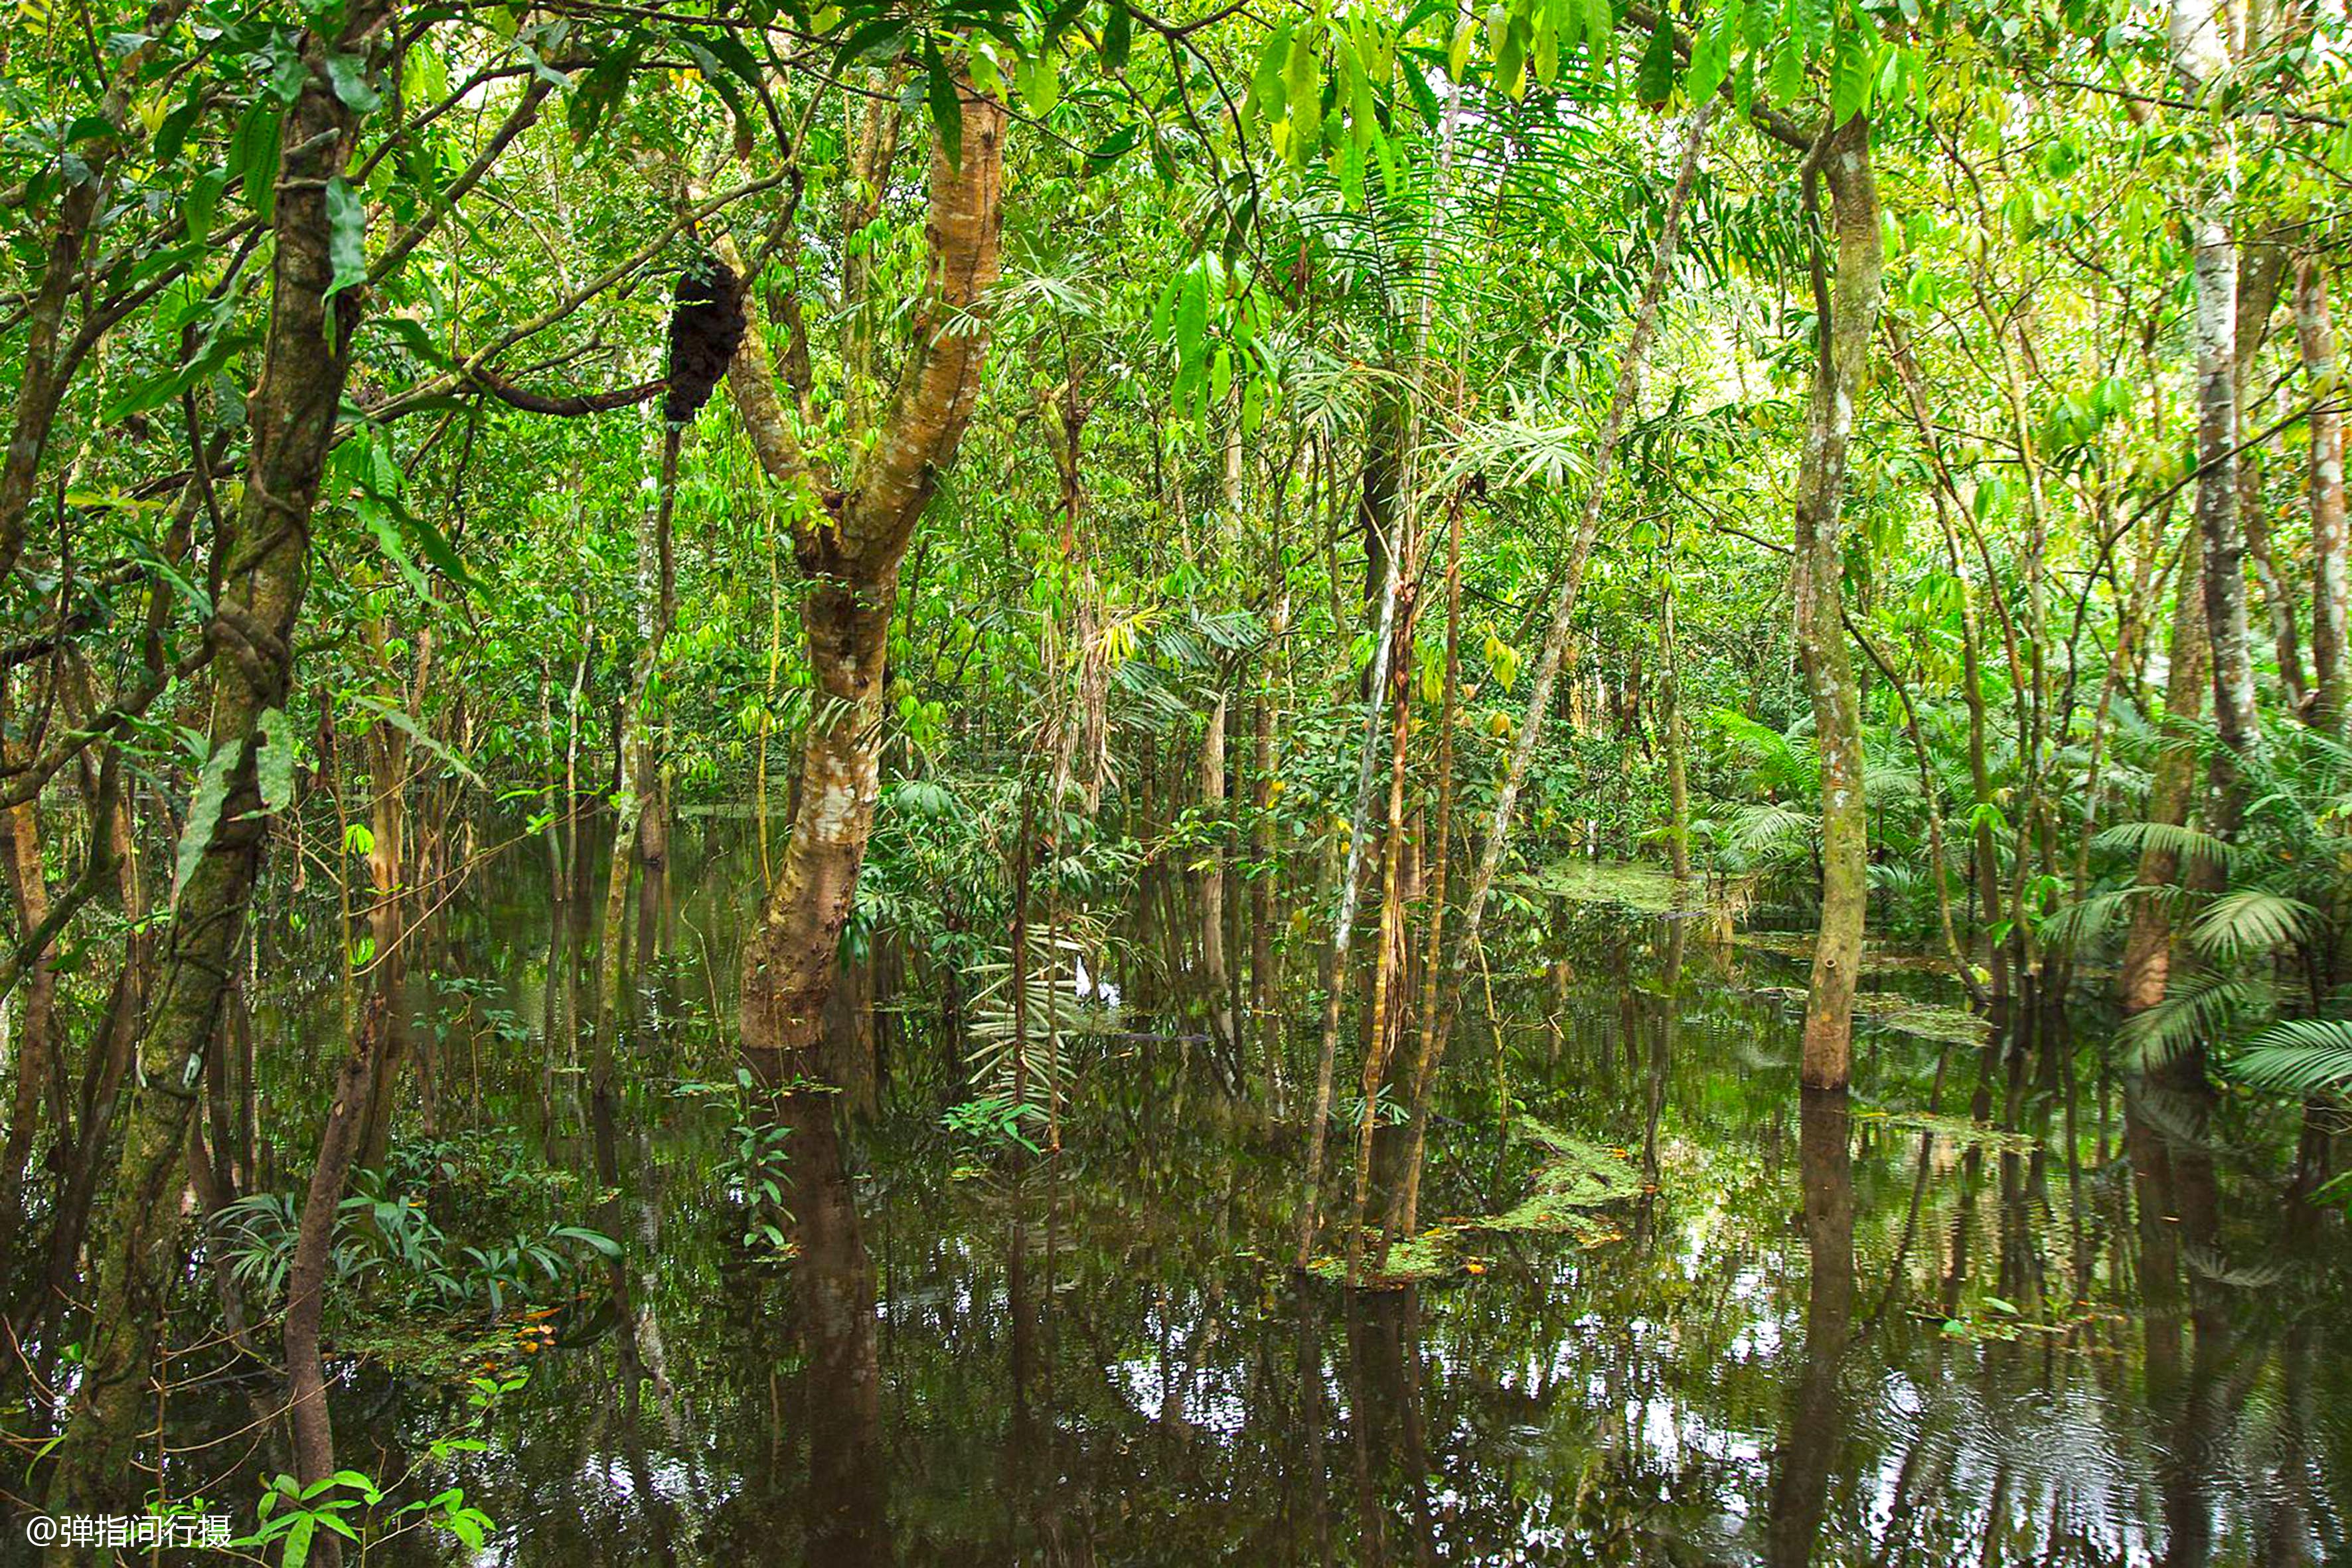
[{"xmin": 1763, "ymin": 1088, "xmax": 1853, "ymax": 1568}]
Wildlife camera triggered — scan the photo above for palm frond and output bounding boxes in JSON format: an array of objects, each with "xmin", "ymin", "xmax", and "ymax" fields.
[
  {"xmin": 2118, "ymin": 969, "xmax": 2273, "ymax": 1071},
  {"xmin": 2187, "ymin": 890, "xmax": 2322, "ymax": 962},
  {"xmin": 2090, "ymin": 819, "xmax": 2240, "ymax": 871},
  {"xmin": 2229, "ymin": 1016, "xmax": 2352, "ymax": 1095}
]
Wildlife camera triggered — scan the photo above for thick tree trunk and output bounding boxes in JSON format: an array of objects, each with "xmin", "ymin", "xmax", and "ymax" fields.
[
  {"xmin": 42, "ymin": 3, "xmax": 389, "ymax": 1531},
  {"xmin": 735, "ymin": 81, "xmax": 1004, "ymax": 1084},
  {"xmin": 1791, "ymin": 114, "xmax": 1885, "ymax": 1091},
  {"xmin": 2296, "ymin": 257, "xmax": 2349, "ymax": 737}
]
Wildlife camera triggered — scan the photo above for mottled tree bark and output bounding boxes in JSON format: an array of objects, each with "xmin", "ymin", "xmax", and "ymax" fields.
[
  {"xmin": 732, "ymin": 81, "xmax": 1005, "ymax": 1084},
  {"xmin": 42, "ymin": 2, "xmax": 391, "ymax": 1533},
  {"xmin": 1791, "ymin": 113, "xmax": 1884, "ymax": 1091},
  {"xmin": 2296, "ymin": 257, "xmax": 2349, "ymax": 737}
]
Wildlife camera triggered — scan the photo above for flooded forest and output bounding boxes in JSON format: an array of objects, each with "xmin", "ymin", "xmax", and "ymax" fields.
[{"xmin": 4, "ymin": 0, "xmax": 2352, "ymax": 1561}]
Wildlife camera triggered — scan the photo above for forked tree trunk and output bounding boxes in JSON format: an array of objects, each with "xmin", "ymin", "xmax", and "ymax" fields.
[
  {"xmin": 732, "ymin": 80, "xmax": 1005, "ymax": 1085},
  {"xmin": 1790, "ymin": 112, "xmax": 1884, "ymax": 1091},
  {"xmin": 42, "ymin": 2, "xmax": 390, "ymax": 1531}
]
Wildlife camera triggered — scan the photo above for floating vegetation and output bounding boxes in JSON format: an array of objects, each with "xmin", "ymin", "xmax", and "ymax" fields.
[
  {"xmin": 1733, "ymin": 931, "xmax": 1966, "ymax": 978},
  {"xmin": 1856, "ymin": 1107, "xmax": 2041, "ymax": 1154},
  {"xmin": 1745, "ymin": 983, "xmax": 1992, "ymax": 1046},
  {"xmin": 1306, "ymin": 1116, "xmax": 1646, "ymax": 1287},
  {"xmin": 1517, "ymin": 858, "xmax": 1711, "ymax": 916}
]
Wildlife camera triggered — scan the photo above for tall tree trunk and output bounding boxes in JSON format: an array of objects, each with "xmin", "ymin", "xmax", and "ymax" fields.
[
  {"xmin": 1389, "ymin": 102, "xmax": 1714, "ymax": 1204},
  {"xmin": 1660, "ymin": 515, "xmax": 1691, "ymax": 882},
  {"xmin": 1385, "ymin": 489, "xmax": 1464, "ymax": 1247},
  {"xmin": 1791, "ymin": 113, "xmax": 1885, "ymax": 1091},
  {"xmin": 732, "ymin": 80, "xmax": 1004, "ymax": 1085},
  {"xmin": 2120, "ymin": 527, "xmax": 2211, "ymax": 1017},
  {"xmin": 2194, "ymin": 204, "xmax": 2259, "ymax": 838},
  {"xmin": 594, "ymin": 427, "xmax": 679, "ymax": 1144},
  {"xmin": 2296, "ymin": 256, "xmax": 2349, "ymax": 737},
  {"xmin": 0, "ymin": 787, "xmax": 60, "ymax": 1238},
  {"xmin": 42, "ymin": 1, "xmax": 390, "ymax": 1529},
  {"xmin": 1200, "ymin": 693, "xmax": 1235, "ymax": 1062}
]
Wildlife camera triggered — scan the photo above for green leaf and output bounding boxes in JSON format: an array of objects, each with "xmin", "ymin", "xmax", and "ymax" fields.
[
  {"xmin": 349, "ymin": 694, "xmax": 486, "ymax": 790},
  {"xmin": 1686, "ymin": 2, "xmax": 1736, "ymax": 102},
  {"xmin": 1175, "ymin": 264, "xmax": 1208, "ymax": 363},
  {"xmin": 1788, "ymin": 0, "xmax": 1832, "ymax": 59},
  {"xmin": 1828, "ymin": 24, "xmax": 1871, "ymax": 124},
  {"xmin": 1636, "ymin": 11, "xmax": 1676, "ymax": 105},
  {"xmin": 173, "ymin": 740, "xmax": 240, "ymax": 898},
  {"xmin": 1103, "ymin": 0, "xmax": 1132, "ymax": 68},
  {"xmin": 1767, "ymin": 38, "xmax": 1804, "ymax": 104},
  {"xmin": 324, "ymin": 176, "xmax": 366, "ymax": 302},
  {"xmin": 228, "ymin": 103, "xmax": 283, "ymax": 224},
  {"xmin": 256, "ymin": 708, "xmax": 297, "ymax": 815},
  {"xmin": 925, "ymin": 43, "xmax": 963, "ymax": 172},
  {"xmin": 359, "ymin": 495, "xmax": 433, "ymax": 601},
  {"xmin": 1249, "ymin": 21, "xmax": 1293, "ymax": 129},
  {"xmin": 325, "ymin": 53, "xmax": 380, "ymax": 111}
]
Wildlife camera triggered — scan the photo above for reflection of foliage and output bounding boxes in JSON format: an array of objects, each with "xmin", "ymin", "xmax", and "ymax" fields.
[
  {"xmin": 672, "ymin": 1068, "xmax": 796, "ymax": 1258},
  {"xmin": 214, "ymin": 1171, "xmax": 618, "ymax": 1320},
  {"xmin": 943, "ymin": 1093, "xmax": 1048, "ymax": 1154},
  {"xmin": 1310, "ymin": 1115, "xmax": 1646, "ymax": 1284},
  {"xmin": 965, "ymin": 927, "xmax": 1115, "ymax": 1125}
]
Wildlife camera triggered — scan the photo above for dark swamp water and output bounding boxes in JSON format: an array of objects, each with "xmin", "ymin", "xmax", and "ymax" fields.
[{"xmin": 67, "ymin": 824, "xmax": 2352, "ymax": 1565}]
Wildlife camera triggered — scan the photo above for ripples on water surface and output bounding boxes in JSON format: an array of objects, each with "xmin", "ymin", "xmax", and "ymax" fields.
[{"xmin": 160, "ymin": 845, "xmax": 2352, "ymax": 1566}]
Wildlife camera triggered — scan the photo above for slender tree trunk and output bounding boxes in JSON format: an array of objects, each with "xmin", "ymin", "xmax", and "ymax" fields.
[
  {"xmin": 1660, "ymin": 515, "xmax": 1691, "ymax": 882},
  {"xmin": 1393, "ymin": 103, "xmax": 1715, "ymax": 1191},
  {"xmin": 1348, "ymin": 561, "xmax": 1420, "ymax": 1277},
  {"xmin": 2236, "ymin": 244, "xmax": 2308, "ymax": 714},
  {"xmin": 2296, "ymin": 257, "xmax": 2349, "ymax": 737},
  {"xmin": 2120, "ymin": 527, "xmax": 2211, "ymax": 1017},
  {"xmin": 2194, "ymin": 204, "xmax": 2260, "ymax": 839},
  {"xmin": 42, "ymin": 2, "xmax": 390, "ymax": 1530},
  {"xmin": 1200, "ymin": 692, "xmax": 1235, "ymax": 1062},
  {"xmin": 1385, "ymin": 489, "xmax": 1464, "ymax": 1247},
  {"xmin": 1791, "ymin": 113, "xmax": 1885, "ymax": 1091},
  {"xmin": 595, "ymin": 428, "xmax": 678, "ymax": 1138}
]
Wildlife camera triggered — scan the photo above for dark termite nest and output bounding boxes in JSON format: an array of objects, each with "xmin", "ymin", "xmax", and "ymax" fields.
[{"xmin": 664, "ymin": 254, "xmax": 747, "ymax": 424}]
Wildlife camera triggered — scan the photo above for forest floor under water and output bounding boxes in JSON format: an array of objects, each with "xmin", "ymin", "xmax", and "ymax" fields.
[{"xmin": 136, "ymin": 838, "xmax": 2352, "ymax": 1568}]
